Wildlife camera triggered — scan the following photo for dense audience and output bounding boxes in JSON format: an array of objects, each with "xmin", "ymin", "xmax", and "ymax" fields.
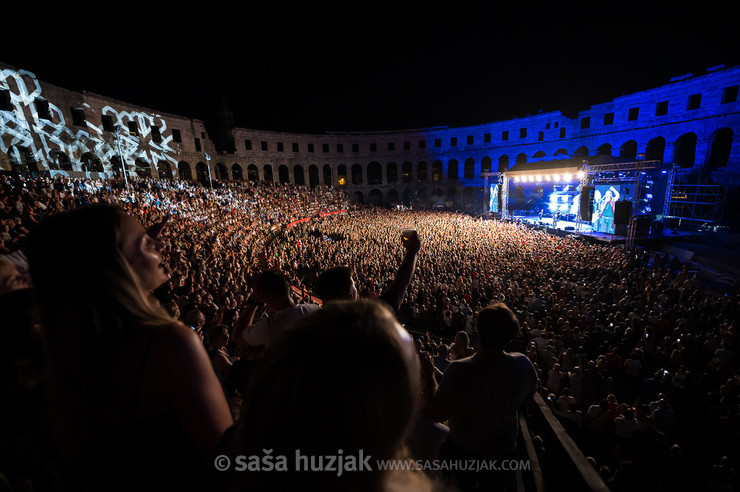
[{"xmin": 0, "ymin": 172, "xmax": 738, "ymax": 491}]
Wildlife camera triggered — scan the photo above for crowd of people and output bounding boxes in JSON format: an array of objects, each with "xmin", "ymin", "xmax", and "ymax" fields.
[{"xmin": 0, "ymin": 171, "xmax": 738, "ymax": 491}]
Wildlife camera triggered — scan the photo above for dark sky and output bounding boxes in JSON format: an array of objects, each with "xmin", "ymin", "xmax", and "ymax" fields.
[{"xmin": 3, "ymin": 2, "xmax": 739, "ymax": 134}]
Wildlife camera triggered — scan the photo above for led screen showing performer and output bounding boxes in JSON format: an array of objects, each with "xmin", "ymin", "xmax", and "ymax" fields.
[
  {"xmin": 592, "ymin": 185, "xmax": 620, "ymax": 234},
  {"xmin": 490, "ymin": 184, "xmax": 499, "ymax": 213}
]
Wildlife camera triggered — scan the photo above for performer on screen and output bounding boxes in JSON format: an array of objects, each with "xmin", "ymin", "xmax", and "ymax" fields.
[{"xmin": 593, "ymin": 186, "xmax": 620, "ymax": 233}]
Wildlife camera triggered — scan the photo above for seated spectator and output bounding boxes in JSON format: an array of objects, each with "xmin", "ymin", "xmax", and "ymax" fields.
[
  {"xmin": 557, "ymin": 388, "xmax": 576, "ymax": 411},
  {"xmin": 448, "ymin": 331, "xmax": 474, "ymax": 361},
  {"xmin": 207, "ymin": 324, "xmax": 237, "ymax": 399},
  {"xmin": 25, "ymin": 204, "xmax": 233, "ymax": 491},
  {"xmin": 0, "ymin": 256, "xmax": 28, "ymax": 296}
]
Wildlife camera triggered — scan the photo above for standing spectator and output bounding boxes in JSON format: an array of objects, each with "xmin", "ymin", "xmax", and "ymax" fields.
[
  {"xmin": 423, "ymin": 302, "xmax": 537, "ymax": 491},
  {"xmin": 25, "ymin": 205, "xmax": 233, "ymax": 491}
]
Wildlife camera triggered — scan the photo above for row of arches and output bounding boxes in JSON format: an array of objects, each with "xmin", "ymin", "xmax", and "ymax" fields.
[
  {"xmin": 181, "ymin": 129, "xmax": 734, "ymax": 186},
  {"xmin": 3, "ymin": 129, "xmax": 733, "ymax": 182}
]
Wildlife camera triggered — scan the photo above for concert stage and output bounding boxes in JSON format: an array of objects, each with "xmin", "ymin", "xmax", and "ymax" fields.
[{"xmin": 514, "ymin": 214, "xmax": 704, "ymax": 245}]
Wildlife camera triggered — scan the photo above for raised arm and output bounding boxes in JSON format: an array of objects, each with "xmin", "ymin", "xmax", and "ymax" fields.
[{"xmin": 382, "ymin": 230, "xmax": 421, "ymax": 312}]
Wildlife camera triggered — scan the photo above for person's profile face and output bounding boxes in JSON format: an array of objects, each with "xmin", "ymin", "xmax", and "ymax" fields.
[{"xmin": 119, "ymin": 214, "xmax": 169, "ymax": 292}]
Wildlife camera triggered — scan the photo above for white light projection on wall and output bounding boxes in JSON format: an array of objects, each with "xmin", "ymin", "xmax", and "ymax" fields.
[{"xmin": 0, "ymin": 66, "xmax": 179, "ymax": 175}]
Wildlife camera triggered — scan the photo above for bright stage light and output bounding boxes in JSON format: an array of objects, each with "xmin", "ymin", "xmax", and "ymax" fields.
[
  {"xmin": 563, "ymin": 173, "xmax": 572, "ymax": 181},
  {"xmin": 545, "ymin": 175, "xmax": 551, "ymax": 181},
  {"xmin": 577, "ymin": 170, "xmax": 585, "ymax": 180},
  {"xmin": 528, "ymin": 175, "xmax": 534, "ymax": 182},
  {"xmin": 553, "ymin": 174, "xmax": 560, "ymax": 181},
  {"xmin": 513, "ymin": 176, "xmax": 520, "ymax": 182},
  {"xmin": 535, "ymin": 175, "xmax": 542, "ymax": 182}
]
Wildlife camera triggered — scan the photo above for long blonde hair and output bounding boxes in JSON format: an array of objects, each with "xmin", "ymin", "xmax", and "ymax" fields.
[{"xmin": 25, "ymin": 204, "xmax": 174, "ymax": 468}]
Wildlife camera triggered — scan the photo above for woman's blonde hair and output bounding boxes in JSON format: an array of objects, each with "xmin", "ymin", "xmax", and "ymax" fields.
[
  {"xmin": 229, "ymin": 299, "xmax": 421, "ymax": 492},
  {"xmin": 25, "ymin": 204, "xmax": 174, "ymax": 466}
]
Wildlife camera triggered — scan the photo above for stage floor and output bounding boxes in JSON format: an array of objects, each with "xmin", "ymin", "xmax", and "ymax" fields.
[{"xmin": 514, "ymin": 215, "xmax": 699, "ymax": 243}]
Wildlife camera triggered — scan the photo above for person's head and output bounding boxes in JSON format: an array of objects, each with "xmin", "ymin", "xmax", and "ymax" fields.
[
  {"xmin": 0, "ymin": 257, "xmax": 27, "ymax": 296},
  {"xmin": 24, "ymin": 205, "xmax": 173, "ymax": 459},
  {"xmin": 254, "ymin": 268, "xmax": 292, "ymax": 305},
  {"xmin": 207, "ymin": 324, "xmax": 230, "ymax": 348},
  {"xmin": 231, "ymin": 299, "xmax": 420, "ymax": 492},
  {"xmin": 476, "ymin": 302, "xmax": 520, "ymax": 350},
  {"xmin": 315, "ymin": 266, "xmax": 357, "ymax": 303},
  {"xmin": 453, "ymin": 331, "xmax": 470, "ymax": 347},
  {"xmin": 26, "ymin": 205, "xmax": 170, "ymax": 316},
  {"xmin": 184, "ymin": 309, "xmax": 206, "ymax": 330}
]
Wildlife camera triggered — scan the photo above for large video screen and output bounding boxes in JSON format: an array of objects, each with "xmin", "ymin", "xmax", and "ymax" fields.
[
  {"xmin": 591, "ymin": 185, "xmax": 621, "ymax": 234},
  {"xmin": 547, "ymin": 184, "xmax": 580, "ymax": 215},
  {"xmin": 489, "ymin": 184, "xmax": 499, "ymax": 213}
]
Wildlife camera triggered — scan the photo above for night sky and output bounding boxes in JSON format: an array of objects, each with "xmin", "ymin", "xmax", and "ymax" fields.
[{"xmin": 3, "ymin": 2, "xmax": 739, "ymax": 134}]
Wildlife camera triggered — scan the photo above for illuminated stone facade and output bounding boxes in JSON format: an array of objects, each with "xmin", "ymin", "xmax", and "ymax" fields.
[{"xmin": 1, "ymin": 61, "xmax": 738, "ymax": 211}]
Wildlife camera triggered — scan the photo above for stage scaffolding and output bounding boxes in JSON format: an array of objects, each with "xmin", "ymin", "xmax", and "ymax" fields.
[
  {"xmin": 663, "ymin": 167, "xmax": 726, "ymax": 225},
  {"xmin": 498, "ymin": 158, "xmax": 663, "ymax": 247},
  {"xmin": 582, "ymin": 159, "xmax": 660, "ymax": 248}
]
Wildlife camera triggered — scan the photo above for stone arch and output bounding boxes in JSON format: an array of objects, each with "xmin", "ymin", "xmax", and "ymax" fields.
[
  {"xmin": 178, "ymin": 161, "xmax": 192, "ymax": 180},
  {"xmin": 432, "ymin": 160, "xmax": 443, "ymax": 181},
  {"xmin": 498, "ymin": 155, "xmax": 509, "ymax": 172},
  {"xmin": 56, "ymin": 151, "xmax": 74, "ymax": 171},
  {"xmin": 157, "ymin": 161, "xmax": 172, "ymax": 179},
  {"xmin": 533, "ymin": 150, "xmax": 546, "ymax": 159},
  {"xmin": 323, "ymin": 164, "xmax": 333, "ymax": 186},
  {"xmin": 232, "ymin": 163, "xmax": 244, "ymax": 181},
  {"xmin": 337, "ymin": 165, "xmax": 347, "ymax": 185},
  {"xmin": 367, "ymin": 161, "xmax": 382, "ymax": 185},
  {"xmin": 81, "ymin": 152, "xmax": 102, "ymax": 172},
  {"xmin": 241, "ymin": 164, "xmax": 254, "ymax": 181},
  {"xmin": 9, "ymin": 145, "xmax": 39, "ymax": 173},
  {"xmin": 293, "ymin": 165, "xmax": 305, "ymax": 186},
  {"xmin": 674, "ymin": 133, "xmax": 698, "ymax": 168},
  {"xmin": 707, "ymin": 128, "xmax": 733, "ymax": 168},
  {"xmin": 263, "ymin": 164, "xmax": 273, "ymax": 183},
  {"xmin": 308, "ymin": 165, "xmax": 319, "ymax": 188},
  {"xmin": 402, "ymin": 188, "xmax": 413, "ymax": 205},
  {"xmin": 645, "ymin": 137, "xmax": 666, "ymax": 163},
  {"xmin": 481, "ymin": 156, "xmax": 492, "ymax": 176},
  {"xmin": 278, "ymin": 165, "xmax": 290, "ymax": 184},
  {"xmin": 216, "ymin": 162, "xmax": 228, "ymax": 180},
  {"xmin": 417, "ymin": 161, "xmax": 427, "ymax": 181},
  {"xmin": 195, "ymin": 162, "xmax": 208, "ymax": 184},
  {"xmin": 351, "ymin": 164, "xmax": 363, "ymax": 185},
  {"xmin": 135, "ymin": 157, "xmax": 152, "ymax": 178},
  {"xmin": 596, "ymin": 143, "xmax": 612, "ymax": 156},
  {"xmin": 448, "ymin": 159, "xmax": 459, "ymax": 180},
  {"xmin": 79, "ymin": 152, "xmax": 100, "ymax": 172},
  {"xmin": 554, "ymin": 148, "xmax": 569, "ymax": 157},
  {"xmin": 464, "ymin": 157, "xmax": 475, "ymax": 179},
  {"xmin": 354, "ymin": 191, "xmax": 364, "ymax": 204},
  {"xmin": 387, "ymin": 189, "xmax": 399, "ymax": 204},
  {"xmin": 368, "ymin": 188, "xmax": 383, "ymax": 206},
  {"xmin": 515, "ymin": 153, "xmax": 527, "ymax": 165},
  {"xmin": 386, "ymin": 162, "xmax": 398, "ymax": 183},
  {"xmin": 574, "ymin": 146, "xmax": 589, "ymax": 158},
  {"xmin": 402, "ymin": 161, "xmax": 413, "ymax": 182},
  {"xmin": 619, "ymin": 140, "xmax": 638, "ymax": 160}
]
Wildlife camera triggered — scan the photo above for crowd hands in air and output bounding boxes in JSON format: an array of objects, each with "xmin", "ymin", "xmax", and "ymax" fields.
[{"xmin": 0, "ymin": 173, "xmax": 738, "ymax": 492}]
